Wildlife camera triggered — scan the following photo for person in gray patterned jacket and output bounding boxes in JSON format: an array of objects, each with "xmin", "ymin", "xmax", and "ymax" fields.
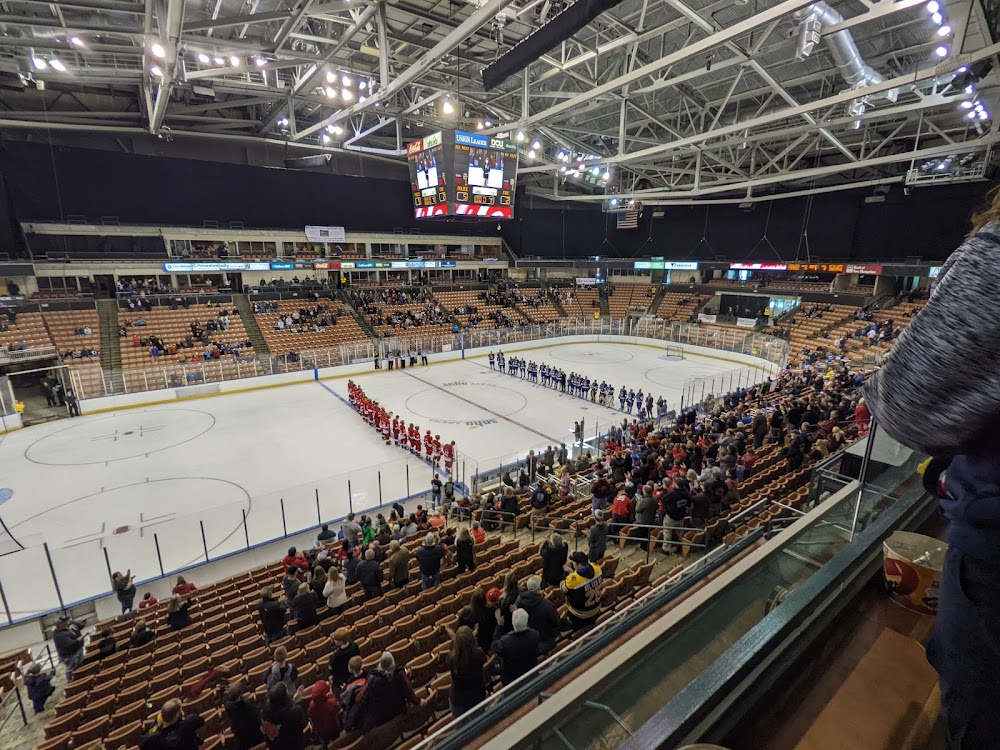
[{"xmin": 865, "ymin": 189, "xmax": 1000, "ymax": 749}]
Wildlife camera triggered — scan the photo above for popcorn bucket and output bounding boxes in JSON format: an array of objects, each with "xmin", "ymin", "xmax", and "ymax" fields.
[{"xmin": 883, "ymin": 531, "xmax": 947, "ymax": 615}]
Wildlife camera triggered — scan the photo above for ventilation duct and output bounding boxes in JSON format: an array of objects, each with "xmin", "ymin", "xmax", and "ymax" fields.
[{"xmin": 794, "ymin": 2, "xmax": 897, "ymax": 128}]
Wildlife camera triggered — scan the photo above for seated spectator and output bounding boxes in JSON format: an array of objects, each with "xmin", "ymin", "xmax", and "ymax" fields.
[
  {"xmin": 292, "ymin": 582, "xmax": 319, "ymax": 628},
  {"xmin": 140, "ymin": 698, "xmax": 204, "ymax": 750},
  {"xmin": 130, "ymin": 619, "xmax": 156, "ymax": 647},
  {"xmin": 24, "ymin": 662, "xmax": 55, "ymax": 713},
  {"xmin": 308, "ymin": 680, "xmax": 343, "ymax": 747},
  {"xmin": 282, "ymin": 546, "xmax": 310, "ymax": 573},
  {"xmin": 96, "ymin": 628, "xmax": 117, "ymax": 659},
  {"xmin": 362, "ymin": 652, "xmax": 420, "ymax": 731},
  {"xmin": 328, "ymin": 627, "xmax": 361, "ymax": 690},
  {"xmin": 224, "ymin": 681, "xmax": 264, "ymax": 750},
  {"xmin": 471, "ymin": 520, "xmax": 486, "ymax": 545},
  {"xmin": 515, "ymin": 576, "xmax": 560, "ymax": 654},
  {"xmin": 263, "ymin": 646, "xmax": 298, "ymax": 693},
  {"xmin": 492, "ymin": 608, "xmax": 541, "ymax": 685},
  {"xmin": 172, "ymin": 575, "xmax": 197, "ymax": 596},
  {"xmin": 260, "ymin": 683, "xmax": 307, "ymax": 750},
  {"xmin": 258, "ymin": 585, "xmax": 287, "ymax": 645},
  {"xmin": 166, "ymin": 594, "xmax": 192, "ymax": 631},
  {"xmin": 316, "ymin": 523, "xmax": 337, "ymax": 544},
  {"xmin": 138, "ymin": 592, "xmax": 158, "ymax": 610},
  {"xmin": 448, "ymin": 626, "xmax": 487, "ymax": 718}
]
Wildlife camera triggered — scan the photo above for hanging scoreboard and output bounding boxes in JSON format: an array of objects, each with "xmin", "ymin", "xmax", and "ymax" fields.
[{"xmin": 406, "ymin": 130, "xmax": 519, "ymax": 220}]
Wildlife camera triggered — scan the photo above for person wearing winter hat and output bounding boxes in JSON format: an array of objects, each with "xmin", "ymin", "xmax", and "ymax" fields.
[{"xmin": 307, "ymin": 680, "xmax": 342, "ymax": 747}]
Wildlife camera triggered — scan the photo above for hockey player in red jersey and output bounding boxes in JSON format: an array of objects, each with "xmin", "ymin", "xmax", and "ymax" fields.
[
  {"xmin": 443, "ymin": 440, "xmax": 455, "ymax": 474},
  {"xmin": 432, "ymin": 435, "xmax": 443, "ymax": 466},
  {"xmin": 424, "ymin": 430, "xmax": 434, "ymax": 460}
]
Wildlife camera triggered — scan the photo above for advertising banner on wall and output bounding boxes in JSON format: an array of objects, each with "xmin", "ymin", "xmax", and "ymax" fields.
[
  {"xmin": 305, "ymin": 225, "xmax": 347, "ymax": 243},
  {"xmin": 736, "ymin": 317, "xmax": 758, "ymax": 328},
  {"xmin": 697, "ymin": 313, "xmax": 717, "ymax": 324},
  {"xmin": 845, "ymin": 264, "xmax": 884, "ymax": 275}
]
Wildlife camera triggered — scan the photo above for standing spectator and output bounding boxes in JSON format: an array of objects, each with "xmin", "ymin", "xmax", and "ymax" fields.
[
  {"xmin": 588, "ymin": 510, "xmax": 608, "ymax": 563},
  {"xmin": 307, "ymin": 680, "xmax": 342, "ymax": 747},
  {"xmin": 66, "ymin": 389, "xmax": 80, "ymax": 417},
  {"xmin": 166, "ymin": 595, "xmax": 193, "ymax": 631},
  {"xmin": 281, "ymin": 547, "xmax": 309, "ymax": 574},
  {"xmin": 492, "ymin": 608, "xmax": 541, "ymax": 686},
  {"xmin": 258, "ymin": 585, "xmax": 287, "ymax": 645},
  {"xmin": 260, "ymin": 683, "xmax": 307, "ymax": 750},
  {"xmin": 224, "ymin": 682, "xmax": 265, "ymax": 750},
  {"xmin": 415, "ymin": 533, "xmax": 448, "ymax": 590},
  {"xmin": 356, "ymin": 548, "xmax": 384, "ymax": 600},
  {"xmin": 362, "ymin": 652, "xmax": 420, "ymax": 732},
  {"xmin": 341, "ymin": 514, "xmax": 362, "ymax": 546},
  {"xmin": 292, "ymin": 583, "xmax": 319, "ymax": 628},
  {"xmin": 24, "ymin": 663, "xmax": 55, "ymax": 713},
  {"xmin": 561, "ymin": 551, "xmax": 604, "ymax": 629},
  {"xmin": 112, "ymin": 569, "xmax": 136, "ymax": 613},
  {"xmin": 448, "ymin": 626, "xmax": 487, "ymax": 717},
  {"xmin": 53, "ymin": 616, "xmax": 85, "ymax": 682},
  {"xmin": 340, "ymin": 656, "xmax": 370, "ymax": 733},
  {"xmin": 635, "ymin": 485, "xmax": 657, "ymax": 550},
  {"xmin": 455, "ymin": 527, "xmax": 476, "ymax": 573},
  {"xmin": 281, "ymin": 568, "xmax": 302, "ymax": 606},
  {"xmin": 262, "ymin": 646, "xmax": 299, "ymax": 694},
  {"xmin": 539, "ymin": 533, "xmax": 568, "ymax": 588},
  {"xmin": 386, "ymin": 540, "xmax": 411, "ymax": 590},
  {"xmin": 497, "ymin": 572, "xmax": 521, "ymax": 635},
  {"xmin": 323, "ymin": 567, "xmax": 348, "ymax": 615},
  {"xmin": 515, "ymin": 577, "xmax": 560, "ymax": 655},
  {"xmin": 172, "ymin": 576, "xmax": 197, "ymax": 596},
  {"xmin": 141, "ymin": 698, "xmax": 205, "ymax": 750},
  {"xmin": 328, "ymin": 628, "xmax": 361, "ymax": 691}
]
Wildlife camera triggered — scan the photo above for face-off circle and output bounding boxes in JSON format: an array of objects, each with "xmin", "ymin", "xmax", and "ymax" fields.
[
  {"xmin": 24, "ymin": 409, "xmax": 216, "ymax": 466},
  {"xmin": 405, "ymin": 383, "xmax": 527, "ymax": 421}
]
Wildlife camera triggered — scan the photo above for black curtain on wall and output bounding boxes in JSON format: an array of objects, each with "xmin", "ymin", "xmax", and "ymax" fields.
[{"xmin": 0, "ymin": 140, "xmax": 992, "ymax": 261}]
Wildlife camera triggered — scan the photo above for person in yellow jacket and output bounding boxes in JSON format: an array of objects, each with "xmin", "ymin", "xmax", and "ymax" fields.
[
  {"xmin": 14, "ymin": 401, "xmax": 24, "ymax": 414},
  {"xmin": 561, "ymin": 551, "xmax": 603, "ymax": 629}
]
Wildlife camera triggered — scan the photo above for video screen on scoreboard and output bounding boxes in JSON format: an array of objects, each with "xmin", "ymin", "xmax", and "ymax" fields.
[
  {"xmin": 453, "ymin": 130, "xmax": 517, "ymax": 219},
  {"xmin": 407, "ymin": 131, "xmax": 449, "ymax": 218}
]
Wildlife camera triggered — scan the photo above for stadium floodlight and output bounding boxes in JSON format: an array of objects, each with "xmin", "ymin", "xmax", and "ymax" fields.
[
  {"xmin": 926, "ymin": 0, "xmax": 939, "ymax": 13},
  {"xmin": 255, "ymin": 57, "xmax": 266, "ymax": 67},
  {"xmin": 214, "ymin": 56, "xmax": 225, "ymax": 66},
  {"xmin": 980, "ymin": 110, "xmax": 990, "ymax": 120},
  {"xmin": 230, "ymin": 55, "xmax": 240, "ymax": 66},
  {"xmin": 151, "ymin": 41, "xmax": 166, "ymax": 58},
  {"xmin": 610, "ymin": 197, "xmax": 618, "ymax": 206},
  {"xmin": 70, "ymin": 36, "xmax": 85, "ymax": 48},
  {"xmin": 591, "ymin": 166, "xmax": 600, "ymax": 176},
  {"xmin": 197, "ymin": 52, "xmax": 210, "ymax": 64},
  {"xmin": 934, "ymin": 45, "xmax": 949, "ymax": 58},
  {"xmin": 150, "ymin": 64, "xmax": 164, "ymax": 77},
  {"xmin": 333, "ymin": 125, "xmax": 343, "ymax": 135},
  {"xmin": 938, "ymin": 25, "xmax": 952, "ymax": 36},
  {"xmin": 325, "ymin": 86, "xmax": 336, "ymax": 98},
  {"xmin": 341, "ymin": 88, "xmax": 353, "ymax": 101},
  {"xmin": 516, "ymin": 131, "xmax": 525, "ymax": 142},
  {"xmin": 532, "ymin": 140, "xmax": 541, "ymax": 150},
  {"xmin": 359, "ymin": 95, "xmax": 366, "ymax": 102},
  {"xmin": 277, "ymin": 117, "xmax": 289, "ymax": 127},
  {"xmin": 342, "ymin": 74, "xmax": 351, "ymax": 86},
  {"xmin": 443, "ymin": 99, "xmax": 454, "ymax": 114},
  {"xmin": 326, "ymin": 70, "xmax": 336, "ymax": 83},
  {"xmin": 967, "ymin": 110, "xmax": 977, "ymax": 119},
  {"xmin": 485, "ymin": 119, "xmax": 492, "ymax": 127},
  {"xmin": 602, "ymin": 169, "xmax": 611, "ymax": 180},
  {"xmin": 477, "ymin": 122, "xmax": 484, "ymax": 129},
  {"xmin": 560, "ymin": 165, "xmax": 567, "ymax": 172},
  {"xmin": 527, "ymin": 149, "xmax": 536, "ymax": 158},
  {"xmin": 49, "ymin": 58, "xmax": 66, "ymax": 72},
  {"xmin": 931, "ymin": 11, "xmax": 943, "ymax": 24},
  {"xmin": 957, "ymin": 66, "xmax": 968, "ymax": 72},
  {"xmin": 359, "ymin": 81, "xmax": 366, "ymax": 90},
  {"xmin": 32, "ymin": 56, "xmax": 47, "ymax": 70},
  {"xmin": 322, "ymin": 134, "xmax": 331, "ymax": 144}
]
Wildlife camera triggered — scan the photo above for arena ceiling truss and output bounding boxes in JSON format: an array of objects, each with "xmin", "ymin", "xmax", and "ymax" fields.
[{"xmin": 0, "ymin": 0, "xmax": 997, "ymax": 202}]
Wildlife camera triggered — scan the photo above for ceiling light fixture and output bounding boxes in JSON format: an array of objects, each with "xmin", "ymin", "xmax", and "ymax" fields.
[
  {"xmin": 150, "ymin": 64, "xmax": 164, "ymax": 77},
  {"xmin": 938, "ymin": 25, "xmax": 952, "ymax": 36},
  {"xmin": 333, "ymin": 125, "xmax": 343, "ymax": 135},
  {"xmin": 197, "ymin": 52, "xmax": 210, "ymax": 64},
  {"xmin": 342, "ymin": 74, "xmax": 351, "ymax": 86},
  {"xmin": 255, "ymin": 57, "xmax": 266, "ymax": 67},
  {"xmin": 934, "ymin": 45, "xmax": 949, "ymax": 58},
  {"xmin": 49, "ymin": 58, "xmax": 66, "ymax": 72},
  {"xmin": 32, "ymin": 56, "xmax": 47, "ymax": 70},
  {"xmin": 926, "ymin": 0, "xmax": 939, "ymax": 13},
  {"xmin": 325, "ymin": 86, "xmax": 336, "ymax": 98},
  {"xmin": 341, "ymin": 88, "xmax": 353, "ymax": 101},
  {"xmin": 443, "ymin": 99, "xmax": 454, "ymax": 114},
  {"xmin": 931, "ymin": 11, "xmax": 943, "ymax": 24},
  {"xmin": 532, "ymin": 140, "xmax": 541, "ymax": 150},
  {"xmin": 151, "ymin": 41, "xmax": 166, "ymax": 58},
  {"xmin": 527, "ymin": 149, "xmax": 536, "ymax": 158},
  {"xmin": 214, "ymin": 56, "xmax": 225, "ymax": 66},
  {"xmin": 70, "ymin": 36, "xmax": 85, "ymax": 48},
  {"xmin": 230, "ymin": 55, "xmax": 240, "ymax": 66},
  {"xmin": 326, "ymin": 70, "xmax": 336, "ymax": 83},
  {"xmin": 516, "ymin": 130, "xmax": 525, "ymax": 141},
  {"xmin": 322, "ymin": 134, "xmax": 331, "ymax": 144}
]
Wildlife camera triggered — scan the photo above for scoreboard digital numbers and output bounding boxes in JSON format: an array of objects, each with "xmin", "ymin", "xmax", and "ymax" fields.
[
  {"xmin": 407, "ymin": 131, "xmax": 449, "ymax": 218},
  {"xmin": 453, "ymin": 130, "xmax": 517, "ymax": 219},
  {"xmin": 406, "ymin": 130, "xmax": 518, "ymax": 220}
]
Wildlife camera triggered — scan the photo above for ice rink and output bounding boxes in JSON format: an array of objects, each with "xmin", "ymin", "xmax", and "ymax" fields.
[{"xmin": 0, "ymin": 341, "xmax": 771, "ymax": 620}]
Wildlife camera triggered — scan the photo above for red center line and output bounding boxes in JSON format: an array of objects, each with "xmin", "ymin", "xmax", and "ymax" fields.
[{"xmin": 399, "ymin": 368, "xmax": 563, "ymax": 444}]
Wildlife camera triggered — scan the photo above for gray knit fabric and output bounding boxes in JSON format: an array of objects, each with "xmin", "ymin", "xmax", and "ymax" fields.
[{"xmin": 864, "ymin": 221, "xmax": 1000, "ymax": 458}]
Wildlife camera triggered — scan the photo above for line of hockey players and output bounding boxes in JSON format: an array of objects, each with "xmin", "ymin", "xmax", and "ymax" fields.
[
  {"xmin": 487, "ymin": 350, "xmax": 668, "ymax": 419},
  {"xmin": 347, "ymin": 379, "xmax": 456, "ymax": 474}
]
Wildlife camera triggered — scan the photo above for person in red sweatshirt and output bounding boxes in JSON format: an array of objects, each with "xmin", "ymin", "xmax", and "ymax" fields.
[
  {"xmin": 307, "ymin": 680, "xmax": 342, "ymax": 747},
  {"xmin": 172, "ymin": 576, "xmax": 197, "ymax": 596}
]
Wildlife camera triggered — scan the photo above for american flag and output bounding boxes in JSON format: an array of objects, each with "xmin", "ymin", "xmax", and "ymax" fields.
[{"xmin": 617, "ymin": 210, "xmax": 639, "ymax": 229}]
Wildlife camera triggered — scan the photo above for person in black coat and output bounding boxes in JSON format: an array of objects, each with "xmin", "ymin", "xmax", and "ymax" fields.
[
  {"xmin": 328, "ymin": 627, "xmax": 361, "ymax": 690},
  {"xmin": 141, "ymin": 698, "xmax": 205, "ymax": 750},
  {"xmin": 361, "ymin": 652, "xmax": 420, "ymax": 732},
  {"xmin": 166, "ymin": 595, "xmax": 192, "ymax": 631},
  {"xmin": 258, "ymin": 586, "xmax": 288, "ymax": 645},
  {"xmin": 492, "ymin": 608, "xmax": 541, "ymax": 685},
  {"xmin": 259, "ymin": 683, "xmax": 307, "ymax": 750},
  {"xmin": 292, "ymin": 583, "xmax": 319, "ymax": 628},
  {"xmin": 539, "ymin": 534, "xmax": 569, "ymax": 588},
  {"xmin": 448, "ymin": 626, "xmax": 487, "ymax": 717},
  {"xmin": 355, "ymin": 548, "xmax": 384, "ymax": 600},
  {"xmin": 224, "ymin": 682, "xmax": 265, "ymax": 750},
  {"xmin": 455, "ymin": 527, "xmax": 476, "ymax": 573},
  {"xmin": 515, "ymin": 577, "xmax": 561, "ymax": 654}
]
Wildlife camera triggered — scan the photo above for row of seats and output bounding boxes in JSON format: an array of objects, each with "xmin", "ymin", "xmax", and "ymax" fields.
[
  {"xmin": 254, "ymin": 300, "xmax": 370, "ymax": 355},
  {"xmin": 117, "ymin": 304, "xmax": 254, "ymax": 368},
  {"xmin": 606, "ymin": 285, "xmax": 655, "ymax": 319}
]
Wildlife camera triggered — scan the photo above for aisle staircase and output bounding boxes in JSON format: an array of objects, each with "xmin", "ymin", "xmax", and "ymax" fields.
[
  {"xmin": 647, "ymin": 285, "xmax": 667, "ymax": 316},
  {"xmin": 232, "ymin": 294, "xmax": 271, "ymax": 356},
  {"xmin": 337, "ymin": 290, "xmax": 379, "ymax": 340},
  {"xmin": 96, "ymin": 299, "xmax": 125, "ymax": 395},
  {"xmin": 547, "ymin": 285, "xmax": 568, "ymax": 317},
  {"xmin": 599, "ymin": 293, "xmax": 610, "ymax": 319}
]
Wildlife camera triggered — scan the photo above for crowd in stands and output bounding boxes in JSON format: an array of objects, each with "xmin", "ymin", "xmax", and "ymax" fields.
[
  {"xmin": 120, "ymin": 308, "xmax": 253, "ymax": 360},
  {"xmin": 350, "ymin": 288, "xmax": 451, "ymax": 332},
  {"xmin": 271, "ymin": 303, "xmax": 345, "ymax": 334},
  {"xmin": 117, "ymin": 278, "xmax": 170, "ymax": 296}
]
